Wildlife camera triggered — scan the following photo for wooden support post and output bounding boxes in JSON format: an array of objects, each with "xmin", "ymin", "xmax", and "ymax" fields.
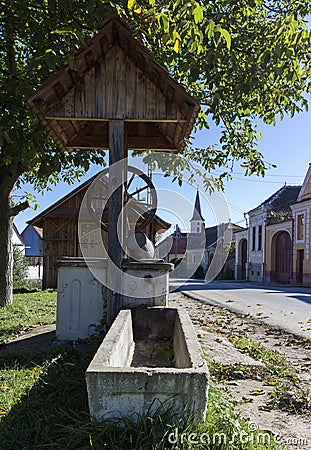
[{"xmin": 107, "ymin": 120, "xmax": 126, "ymax": 326}]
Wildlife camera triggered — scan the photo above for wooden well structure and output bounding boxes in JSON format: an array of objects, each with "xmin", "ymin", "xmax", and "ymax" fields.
[
  {"xmin": 28, "ymin": 174, "xmax": 171, "ymax": 289},
  {"xmin": 28, "ymin": 15, "xmax": 199, "ymax": 323}
]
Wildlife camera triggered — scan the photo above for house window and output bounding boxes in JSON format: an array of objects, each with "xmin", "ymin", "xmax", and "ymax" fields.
[
  {"xmin": 252, "ymin": 226, "xmax": 256, "ymax": 251},
  {"xmin": 297, "ymin": 214, "xmax": 304, "ymax": 241},
  {"xmin": 258, "ymin": 225, "xmax": 262, "ymax": 251},
  {"xmin": 192, "ymin": 255, "xmax": 196, "ymax": 263}
]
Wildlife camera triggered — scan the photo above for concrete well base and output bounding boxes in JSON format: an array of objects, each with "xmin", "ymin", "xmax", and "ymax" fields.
[
  {"xmin": 121, "ymin": 259, "xmax": 174, "ymax": 308},
  {"xmin": 85, "ymin": 307, "xmax": 209, "ymax": 424},
  {"xmin": 56, "ymin": 258, "xmax": 108, "ymax": 340}
]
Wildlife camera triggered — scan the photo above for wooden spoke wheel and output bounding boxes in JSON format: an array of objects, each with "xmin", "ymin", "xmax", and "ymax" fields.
[{"xmin": 87, "ymin": 166, "xmax": 157, "ymax": 232}]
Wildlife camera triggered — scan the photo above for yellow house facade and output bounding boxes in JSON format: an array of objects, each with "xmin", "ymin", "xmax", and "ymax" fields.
[
  {"xmin": 264, "ymin": 220, "xmax": 292, "ymax": 283},
  {"xmin": 291, "ymin": 164, "xmax": 311, "ymax": 285}
]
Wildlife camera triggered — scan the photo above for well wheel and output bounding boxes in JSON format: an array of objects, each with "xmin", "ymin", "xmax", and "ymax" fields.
[{"xmin": 87, "ymin": 166, "xmax": 157, "ymax": 232}]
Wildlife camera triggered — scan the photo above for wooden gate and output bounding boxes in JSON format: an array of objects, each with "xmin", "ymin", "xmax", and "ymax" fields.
[
  {"xmin": 241, "ymin": 239, "xmax": 247, "ymax": 280},
  {"xmin": 275, "ymin": 231, "xmax": 291, "ymax": 283}
]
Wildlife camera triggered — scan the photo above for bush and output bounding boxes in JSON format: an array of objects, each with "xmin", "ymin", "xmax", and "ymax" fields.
[
  {"xmin": 14, "ymin": 279, "xmax": 42, "ymax": 293},
  {"xmin": 13, "ymin": 245, "xmax": 29, "ymax": 289}
]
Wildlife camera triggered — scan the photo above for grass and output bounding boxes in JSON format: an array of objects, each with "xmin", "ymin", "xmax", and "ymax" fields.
[
  {"xmin": 0, "ymin": 292, "xmax": 285, "ymax": 449},
  {"xmin": 0, "ymin": 291, "xmax": 57, "ymax": 343},
  {"xmin": 233, "ymin": 336, "xmax": 293, "ymax": 378},
  {"xmin": 231, "ymin": 336, "xmax": 311, "ymax": 415},
  {"xmin": 0, "ymin": 347, "xmax": 284, "ymax": 449}
]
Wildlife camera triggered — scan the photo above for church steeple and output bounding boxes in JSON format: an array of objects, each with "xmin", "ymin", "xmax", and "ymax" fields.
[{"xmin": 190, "ymin": 190, "xmax": 205, "ymax": 233}]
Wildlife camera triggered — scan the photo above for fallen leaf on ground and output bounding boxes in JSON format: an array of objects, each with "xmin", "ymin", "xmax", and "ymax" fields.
[
  {"xmin": 258, "ymin": 405, "xmax": 272, "ymax": 411},
  {"xmin": 250, "ymin": 389, "xmax": 265, "ymax": 396},
  {"xmin": 242, "ymin": 396, "xmax": 254, "ymax": 403}
]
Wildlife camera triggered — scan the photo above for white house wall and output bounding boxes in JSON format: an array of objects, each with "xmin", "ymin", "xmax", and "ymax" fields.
[{"xmin": 247, "ymin": 209, "xmax": 265, "ymax": 282}]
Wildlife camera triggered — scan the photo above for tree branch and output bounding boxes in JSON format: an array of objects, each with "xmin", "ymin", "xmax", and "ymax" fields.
[{"xmin": 9, "ymin": 201, "xmax": 29, "ymax": 217}]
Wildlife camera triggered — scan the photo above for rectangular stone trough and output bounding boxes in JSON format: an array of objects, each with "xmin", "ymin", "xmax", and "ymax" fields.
[{"xmin": 85, "ymin": 307, "xmax": 209, "ymax": 424}]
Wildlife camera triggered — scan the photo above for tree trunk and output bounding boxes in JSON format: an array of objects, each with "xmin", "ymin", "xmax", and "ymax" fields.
[
  {"xmin": 0, "ymin": 195, "xmax": 14, "ymax": 307},
  {"xmin": 0, "ymin": 164, "xmax": 29, "ymax": 307}
]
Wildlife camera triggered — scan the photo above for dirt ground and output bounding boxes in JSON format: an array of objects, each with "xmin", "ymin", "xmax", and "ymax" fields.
[{"xmin": 169, "ymin": 292, "xmax": 311, "ymax": 450}]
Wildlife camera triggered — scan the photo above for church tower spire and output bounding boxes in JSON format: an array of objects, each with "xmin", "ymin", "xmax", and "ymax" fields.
[{"xmin": 190, "ymin": 190, "xmax": 205, "ymax": 233}]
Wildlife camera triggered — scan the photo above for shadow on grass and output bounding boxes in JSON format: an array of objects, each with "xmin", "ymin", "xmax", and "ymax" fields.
[
  {"xmin": 0, "ymin": 348, "xmax": 93, "ymax": 449},
  {"xmin": 0, "ymin": 347, "xmax": 176, "ymax": 450},
  {"xmin": 0, "ymin": 329, "xmax": 56, "ymax": 351}
]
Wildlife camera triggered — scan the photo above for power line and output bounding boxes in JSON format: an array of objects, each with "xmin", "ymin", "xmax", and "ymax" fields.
[
  {"xmin": 223, "ymin": 169, "xmax": 303, "ymax": 178},
  {"xmin": 228, "ymin": 176, "xmax": 287, "ymax": 184},
  {"xmin": 211, "ymin": 168, "xmax": 304, "ymax": 182}
]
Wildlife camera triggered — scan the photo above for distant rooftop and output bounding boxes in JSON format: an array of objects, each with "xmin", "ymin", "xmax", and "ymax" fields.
[{"xmin": 249, "ymin": 185, "xmax": 301, "ymax": 214}]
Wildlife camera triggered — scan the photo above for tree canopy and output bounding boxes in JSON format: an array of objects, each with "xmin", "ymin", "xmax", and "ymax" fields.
[
  {"xmin": 126, "ymin": 0, "xmax": 311, "ymax": 184},
  {"xmin": 1, "ymin": 0, "xmax": 108, "ymax": 196},
  {"xmin": 1, "ymin": 0, "xmax": 311, "ymax": 188}
]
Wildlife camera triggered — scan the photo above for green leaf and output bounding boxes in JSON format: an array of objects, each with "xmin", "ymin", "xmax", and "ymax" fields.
[
  {"xmin": 193, "ymin": 3, "xmax": 203, "ymax": 24},
  {"xmin": 173, "ymin": 39, "xmax": 180, "ymax": 53},
  {"xmin": 206, "ymin": 20, "xmax": 215, "ymax": 39},
  {"xmin": 158, "ymin": 13, "xmax": 169, "ymax": 33},
  {"xmin": 220, "ymin": 28, "xmax": 231, "ymax": 50},
  {"xmin": 127, "ymin": 0, "xmax": 135, "ymax": 10},
  {"xmin": 51, "ymin": 28, "xmax": 76, "ymax": 35}
]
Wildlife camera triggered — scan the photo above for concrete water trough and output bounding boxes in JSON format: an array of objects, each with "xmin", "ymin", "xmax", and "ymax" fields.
[{"xmin": 85, "ymin": 307, "xmax": 209, "ymax": 424}]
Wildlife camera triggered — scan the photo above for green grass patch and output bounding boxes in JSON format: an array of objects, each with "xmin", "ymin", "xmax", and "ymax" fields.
[
  {"xmin": 0, "ymin": 291, "xmax": 57, "ymax": 343},
  {"xmin": 233, "ymin": 336, "xmax": 294, "ymax": 378},
  {"xmin": 209, "ymin": 360, "xmax": 266, "ymax": 381},
  {"xmin": 231, "ymin": 336, "xmax": 311, "ymax": 415},
  {"xmin": 0, "ymin": 346, "xmax": 284, "ymax": 450}
]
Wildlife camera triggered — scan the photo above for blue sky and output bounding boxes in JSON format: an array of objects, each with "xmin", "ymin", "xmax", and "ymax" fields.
[{"xmin": 14, "ymin": 108, "xmax": 311, "ymax": 234}]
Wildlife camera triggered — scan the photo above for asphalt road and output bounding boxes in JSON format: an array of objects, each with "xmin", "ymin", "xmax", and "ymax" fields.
[{"xmin": 173, "ymin": 280, "xmax": 311, "ymax": 340}]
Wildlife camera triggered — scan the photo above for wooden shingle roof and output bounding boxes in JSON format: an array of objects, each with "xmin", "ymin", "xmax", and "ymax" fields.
[{"xmin": 28, "ymin": 16, "xmax": 199, "ymax": 153}]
